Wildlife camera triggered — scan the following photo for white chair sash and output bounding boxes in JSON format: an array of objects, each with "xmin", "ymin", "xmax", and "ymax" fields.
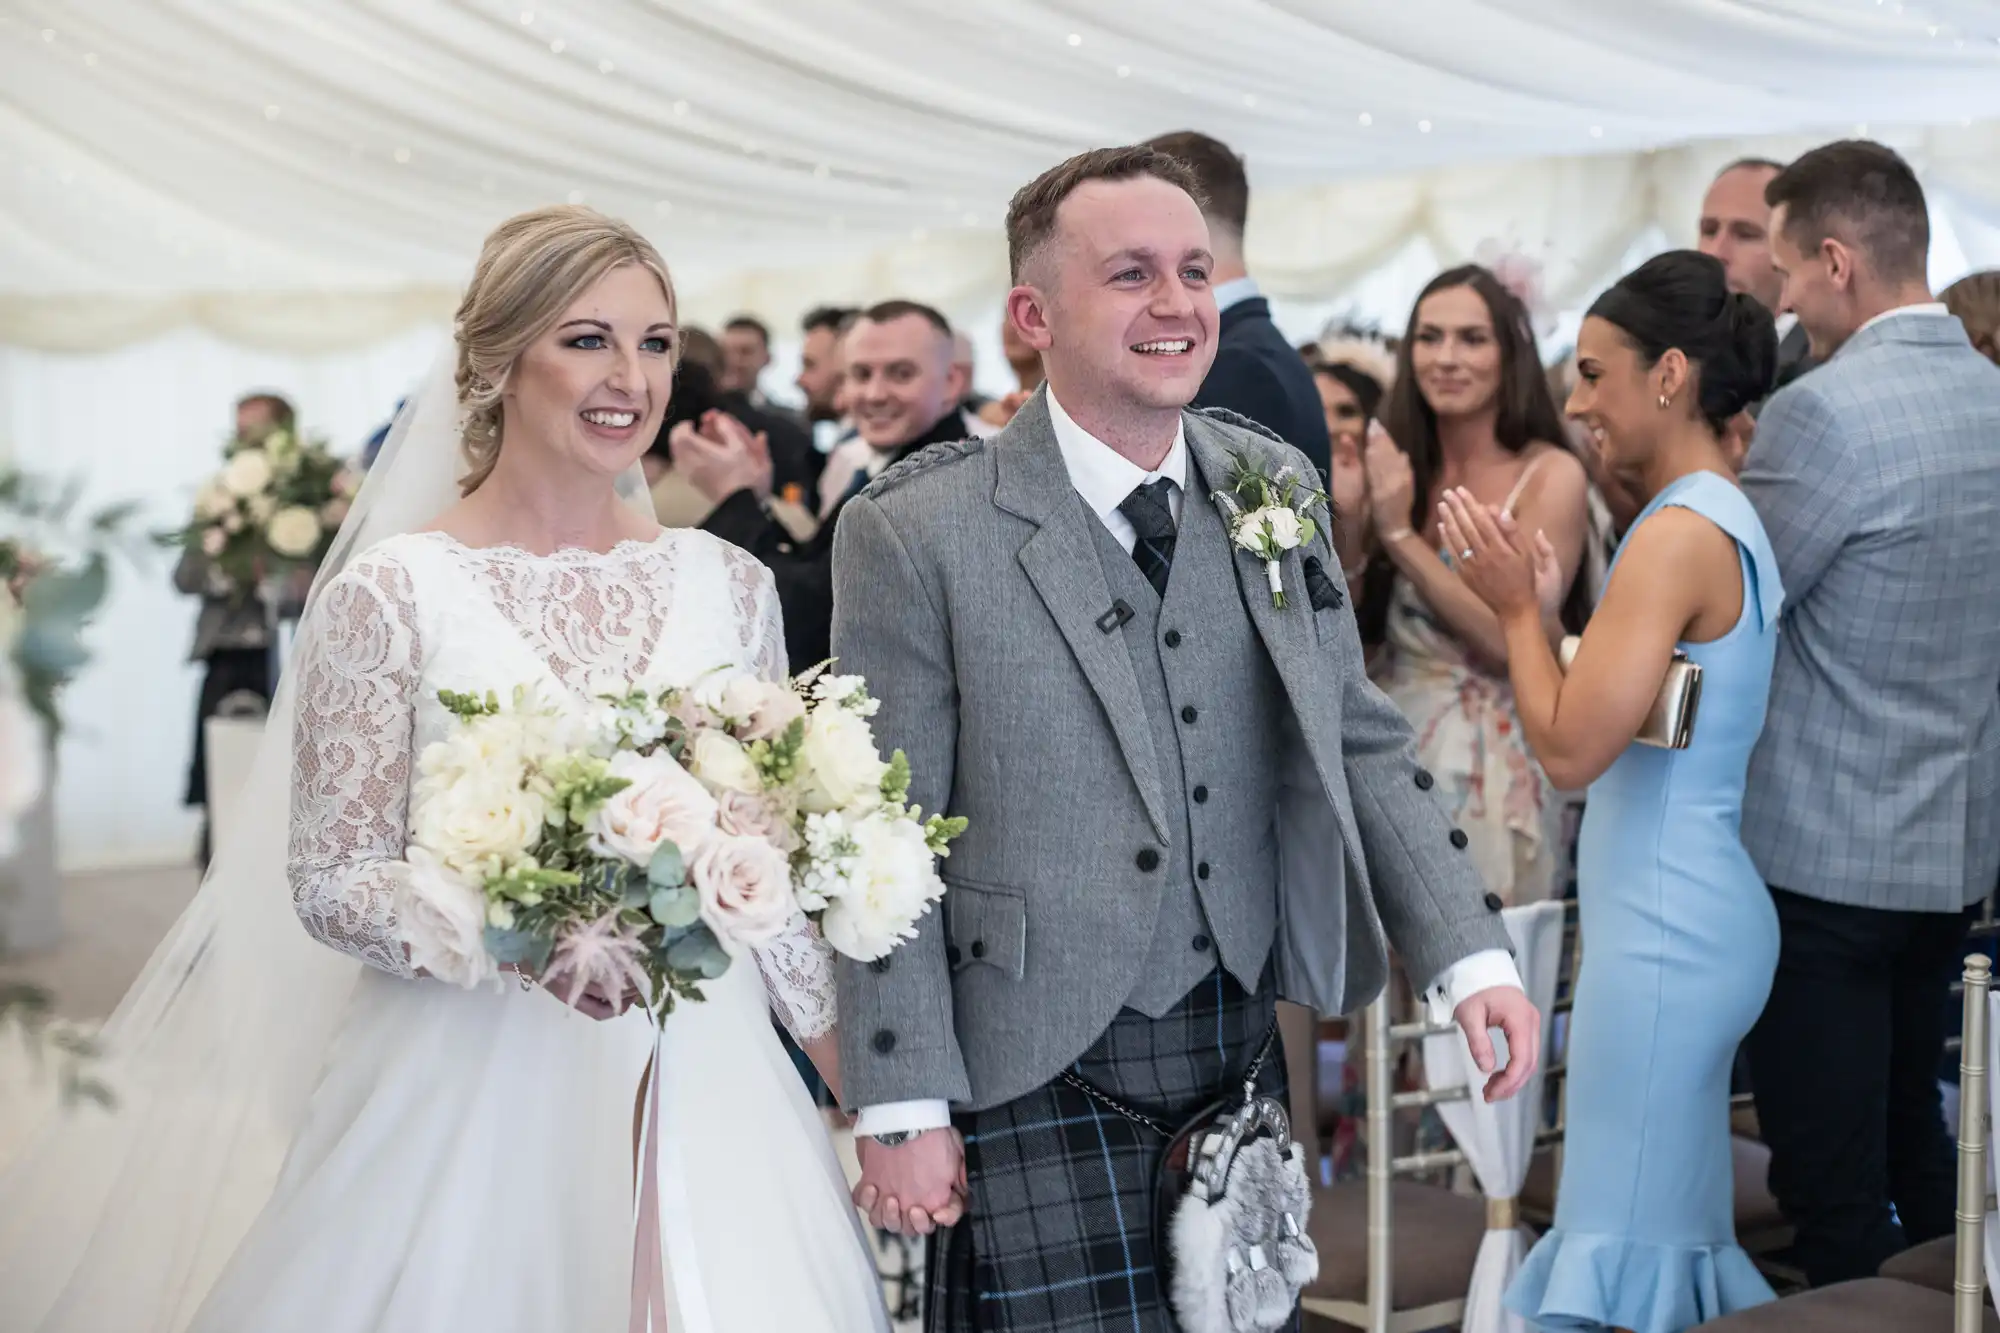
[{"xmin": 1421, "ymin": 900, "xmax": 1566, "ymax": 1333}]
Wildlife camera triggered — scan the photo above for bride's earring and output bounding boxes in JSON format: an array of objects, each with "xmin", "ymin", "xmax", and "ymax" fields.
[{"xmin": 1658, "ymin": 394, "xmax": 1671, "ymax": 409}]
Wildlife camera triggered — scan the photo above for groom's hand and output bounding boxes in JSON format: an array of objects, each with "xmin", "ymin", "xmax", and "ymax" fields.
[
  {"xmin": 854, "ymin": 1128, "xmax": 966, "ymax": 1236},
  {"xmin": 1453, "ymin": 985, "xmax": 1541, "ymax": 1103}
]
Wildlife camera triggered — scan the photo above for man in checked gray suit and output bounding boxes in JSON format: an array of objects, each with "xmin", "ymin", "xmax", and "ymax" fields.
[
  {"xmin": 1740, "ymin": 139, "xmax": 2000, "ymax": 1288},
  {"xmin": 830, "ymin": 145, "xmax": 1540, "ymax": 1331}
]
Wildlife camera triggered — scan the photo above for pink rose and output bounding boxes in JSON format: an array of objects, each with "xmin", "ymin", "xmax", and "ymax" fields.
[
  {"xmin": 588, "ymin": 750, "xmax": 718, "ymax": 865},
  {"xmin": 691, "ymin": 833, "xmax": 796, "ymax": 950},
  {"xmin": 200, "ymin": 528, "xmax": 227, "ymax": 556},
  {"xmin": 715, "ymin": 787, "xmax": 799, "ymax": 854},
  {"xmin": 741, "ymin": 683, "xmax": 806, "ymax": 742}
]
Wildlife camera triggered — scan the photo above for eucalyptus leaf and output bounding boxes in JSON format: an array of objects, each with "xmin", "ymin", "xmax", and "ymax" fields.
[
  {"xmin": 482, "ymin": 928, "xmax": 554, "ymax": 972},
  {"xmin": 647, "ymin": 840, "xmax": 686, "ymax": 888},
  {"xmin": 666, "ymin": 927, "xmax": 732, "ymax": 979},
  {"xmin": 649, "ymin": 885, "xmax": 701, "ymax": 929}
]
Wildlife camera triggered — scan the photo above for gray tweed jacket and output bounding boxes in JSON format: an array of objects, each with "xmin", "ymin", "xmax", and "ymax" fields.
[
  {"xmin": 1741, "ymin": 310, "xmax": 2000, "ymax": 911},
  {"xmin": 829, "ymin": 390, "xmax": 1509, "ymax": 1111}
]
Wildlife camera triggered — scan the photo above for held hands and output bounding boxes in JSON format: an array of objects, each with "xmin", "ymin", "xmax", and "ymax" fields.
[
  {"xmin": 1362, "ymin": 421, "xmax": 1415, "ymax": 535},
  {"xmin": 1437, "ymin": 487, "xmax": 1561, "ymax": 623},
  {"xmin": 508, "ymin": 964, "xmax": 638, "ymax": 1022},
  {"xmin": 667, "ymin": 410, "xmax": 774, "ymax": 505},
  {"xmin": 853, "ymin": 1128, "xmax": 968, "ymax": 1236},
  {"xmin": 1453, "ymin": 984, "xmax": 1542, "ymax": 1103}
]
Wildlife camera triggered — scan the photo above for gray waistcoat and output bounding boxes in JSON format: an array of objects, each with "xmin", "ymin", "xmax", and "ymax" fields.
[{"xmin": 1085, "ymin": 456, "xmax": 1286, "ymax": 1016}]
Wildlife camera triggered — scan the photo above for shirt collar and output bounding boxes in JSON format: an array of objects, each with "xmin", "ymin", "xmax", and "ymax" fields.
[
  {"xmin": 1856, "ymin": 301, "xmax": 1951, "ymax": 337},
  {"xmin": 1775, "ymin": 311, "xmax": 1798, "ymax": 339},
  {"xmin": 1046, "ymin": 387, "xmax": 1188, "ymax": 525},
  {"xmin": 1213, "ymin": 275, "xmax": 1261, "ymax": 315}
]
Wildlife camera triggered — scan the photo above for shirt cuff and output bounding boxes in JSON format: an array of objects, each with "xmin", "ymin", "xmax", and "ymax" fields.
[
  {"xmin": 1421, "ymin": 948, "xmax": 1524, "ymax": 1026},
  {"xmin": 853, "ymin": 1099, "xmax": 952, "ymax": 1138}
]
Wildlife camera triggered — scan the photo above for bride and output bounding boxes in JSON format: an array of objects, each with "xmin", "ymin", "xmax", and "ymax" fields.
[{"xmin": 0, "ymin": 206, "xmax": 891, "ymax": 1332}]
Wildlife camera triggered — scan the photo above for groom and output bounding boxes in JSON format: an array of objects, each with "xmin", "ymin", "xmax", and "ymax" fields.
[{"xmin": 831, "ymin": 145, "xmax": 1539, "ymax": 1330}]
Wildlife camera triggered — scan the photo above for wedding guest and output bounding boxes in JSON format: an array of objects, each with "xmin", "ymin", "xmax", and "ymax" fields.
[
  {"xmin": 1311, "ymin": 336, "xmax": 1393, "ymax": 583},
  {"xmin": 176, "ymin": 391, "xmax": 303, "ymax": 867},
  {"xmin": 975, "ymin": 313, "xmax": 1047, "ymax": 428},
  {"xmin": 797, "ymin": 305, "xmax": 859, "ymax": 425},
  {"xmin": 1143, "ymin": 130, "xmax": 1332, "ymax": 480},
  {"xmin": 1942, "ymin": 269, "xmax": 2000, "ymax": 365},
  {"xmin": 1360, "ymin": 266, "xmax": 1592, "ymax": 907},
  {"xmin": 1699, "ymin": 157, "xmax": 1817, "ymax": 395},
  {"xmin": 1448, "ymin": 250, "xmax": 1783, "ymax": 1331},
  {"xmin": 686, "ymin": 324, "xmax": 823, "ymax": 512},
  {"xmin": 675, "ymin": 299, "xmax": 970, "ymax": 667},
  {"xmin": 1739, "ymin": 139, "xmax": 2000, "ymax": 1287},
  {"xmin": 719, "ymin": 313, "xmax": 794, "ymax": 419}
]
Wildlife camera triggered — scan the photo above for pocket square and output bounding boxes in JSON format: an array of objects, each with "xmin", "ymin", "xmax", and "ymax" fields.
[{"xmin": 1302, "ymin": 555, "xmax": 1344, "ymax": 612}]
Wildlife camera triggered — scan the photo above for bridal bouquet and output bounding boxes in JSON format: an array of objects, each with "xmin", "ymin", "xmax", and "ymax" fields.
[
  {"xmin": 397, "ymin": 665, "xmax": 964, "ymax": 1017},
  {"xmin": 166, "ymin": 428, "xmax": 359, "ymax": 598}
]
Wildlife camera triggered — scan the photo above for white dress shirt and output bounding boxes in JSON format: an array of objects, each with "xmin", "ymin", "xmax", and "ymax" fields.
[
  {"xmin": 1854, "ymin": 300, "xmax": 1950, "ymax": 338},
  {"xmin": 855, "ymin": 387, "xmax": 1522, "ymax": 1138},
  {"xmin": 1212, "ymin": 275, "xmax": 1261, "ymax": 317}
]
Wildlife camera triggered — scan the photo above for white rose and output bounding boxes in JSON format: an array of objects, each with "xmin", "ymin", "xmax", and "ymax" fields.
[
  {"xmin": 688, "ymin": 730, "xmax": 762, "ymax": 795},
  {"xmin": 1261, "ymin": 505, "xmax": 1303, "ymax": 549},
  {"xmin": 222, "ymin": 449, "xmax": 273, "ymax": 497},
  {"xmin": 266, "ymin": 505, "xmax": 322, "ymax": 559},
  {"xmin": 0, "ymin": 688, "xmax": 45, "ymax": 860},
  {"xmin": 200, "ymin": 528, "xmax": 227, "ymax": 557},
  {"xmin": 690, "ymin": 834, "xmax": 797, "ymax": 950},
  {"xmin": 794, "ymin": 707, "xmax": 890, "ymax": 815},
  {"xmin": 194, "ymin": 484, "xmax": 234, "ymax": 521},
  {"xmin": 221, "ymin": 510, "xmax": 245, "ymax": 534},
  {"xmin": 415, "ymin": 717, "xmax": 528, "ymax": 800},
  {"xmin": 394, "ymin": 848, "xmax": 497, "ymax": 989},
  {"xmin": 410, "ymin": 771, "xmax": 545, "ymax": 877},
  {"xmin": 588, "ymin": 748, "xmax": 718, "ymax": 865},
  {"xmin": 819, "ymin": 813, "xmax": 940, "ymax": 961}
]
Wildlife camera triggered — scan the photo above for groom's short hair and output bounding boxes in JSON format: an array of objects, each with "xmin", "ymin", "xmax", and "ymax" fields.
[{"xmin": 1005, "ymin": 146, "xmax": 1205, "ymax": 283}]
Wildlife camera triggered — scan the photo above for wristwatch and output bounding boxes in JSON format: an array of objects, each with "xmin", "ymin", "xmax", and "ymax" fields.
[{"xmin": 866, "ymin": 1129, "xmax": 925, "ymax": 1147}]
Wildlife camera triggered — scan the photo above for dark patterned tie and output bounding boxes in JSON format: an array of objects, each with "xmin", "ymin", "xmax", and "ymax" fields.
[{"xmin": 1118, "ymin": 478, "xmax": 1178, "ymax": 597}]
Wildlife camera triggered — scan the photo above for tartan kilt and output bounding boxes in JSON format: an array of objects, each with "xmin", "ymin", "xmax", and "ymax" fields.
[{"xmin": 927, "ymin": 966, "xmax": 1296, "ymax": 1333}]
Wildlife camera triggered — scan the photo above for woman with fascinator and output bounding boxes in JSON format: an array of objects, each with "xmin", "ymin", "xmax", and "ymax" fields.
[{"xmin": 0, "ymin": 207, "xmax": 889, "ymax": 1332}]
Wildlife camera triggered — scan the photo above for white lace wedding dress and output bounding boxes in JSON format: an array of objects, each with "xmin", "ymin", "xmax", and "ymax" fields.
[{"xmin": 157, "ymin": 528, "xmax": 884, "ymax": 1332}]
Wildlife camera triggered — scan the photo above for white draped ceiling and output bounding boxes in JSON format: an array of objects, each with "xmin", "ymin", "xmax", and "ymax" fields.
[{"xmin": 5, "ymin": 0, "xmax": 2000, "ymax": 352}]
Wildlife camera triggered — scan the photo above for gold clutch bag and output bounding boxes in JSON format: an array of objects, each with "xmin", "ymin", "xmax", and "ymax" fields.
[{"xmin": 1558, "ymin": 636, "xmax": 1703, "ymax": 750}]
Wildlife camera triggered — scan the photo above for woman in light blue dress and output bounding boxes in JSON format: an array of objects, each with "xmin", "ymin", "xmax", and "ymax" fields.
[{"xmin": 1442, "ymin": 250, "xmax": 1784, "ymax": 1332}]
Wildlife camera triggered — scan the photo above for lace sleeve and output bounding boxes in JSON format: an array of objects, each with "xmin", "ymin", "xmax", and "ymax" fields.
[
  {"xmin": 721, "ymin": 545, "xmax": 835, "ymax": 1037},
  {"xmin": 286, "ymin": 555, "xmax": 422, "ymax": 978}
]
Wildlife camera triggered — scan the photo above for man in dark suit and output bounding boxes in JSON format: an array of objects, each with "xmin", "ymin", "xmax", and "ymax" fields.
[
  {"xmin": 1143, "ymin": 130, "xmax": 1331, "ymax": 482},
  {"xmin": 669, "ymin": 300, "xmax": 970, "ymax": 668},
  {"xmin": 1699, "ymin": 157, "xmax": 1817, "ymax": 399}
]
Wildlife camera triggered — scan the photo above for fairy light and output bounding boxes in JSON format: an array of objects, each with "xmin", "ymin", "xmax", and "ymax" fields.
[
  {"xmin": 1358, "ymin": 112, "xmax": 1373, "ymax": 126},
  {"xmin": 1418, "ymin": 119, "xmax": 1433, "ymax": 133},
  {"xmin": 394, "ymin": 146, "xmax": 413, "ymax": 164},
  {"xmin": 598, "ymin": 59, "xmax": 615, "ymax": 73},
  {"xmin": 1116, "ymin": 64, "xmax": 1131, "ymax": 77},
  {"xmin": 1067, "ymin": 33, "xmax": 1082, "ymax": 47},
  {"xmin": 549, "ymin": 38, "xmax": 565, "ymax": 54}
]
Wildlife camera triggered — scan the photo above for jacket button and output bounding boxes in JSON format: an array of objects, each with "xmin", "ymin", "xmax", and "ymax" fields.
[
  {"xmin": 1193, "ymin": 784, "xmax": 1209, "ymax": 804},
  {"xmin": 946, "ymin": 945, "xmax": 963, "ymax": 966},
  {"xmin": 869, "ymin": 956, "xmax": 892, "ymax": 974},
  {"xmin": 872, "ymin": 1030, "xmax": 897, "ymax": 1055},
  {"xmin": 970, "ymin": 940, "xmax": 987, "ymax": 959},
  {"xmin": 1197, "ymin": 862, "xmax": 1211, "ymax": 880},
  {"xmin": 1414, "ymin": 769, "xmax": 1435, "ymax": 791},
  {"xmin": 1136, "ymin": 848, "xmax": 1161, "ymax": 872},
  {"xmin": 1449, "ymin": 829, "xmax": 1469, "ymax": 850},
  {"xmin": 1181, "ymin": 705, "xmax": 1199, "ymax": 724},
  {"xmin": 1164, "ymin": 629, "xmax": 1183, "ymax": 648},
  {"xmin": 1483, "ymin": 892, "xmax": 1504, "ymax": 912},
  {"xmin": 1193, "ymin": 934, "xmax": 1212, "ymax": 952}
]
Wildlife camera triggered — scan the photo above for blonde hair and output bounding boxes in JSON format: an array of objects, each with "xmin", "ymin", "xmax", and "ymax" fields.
[
  {"xmin": 1943, "ymin": 270, "xmax": 2000, "ymax": 365},
  {"xmin": 454, "ymin": 205, "xmax": 676, "ymax": 494}
]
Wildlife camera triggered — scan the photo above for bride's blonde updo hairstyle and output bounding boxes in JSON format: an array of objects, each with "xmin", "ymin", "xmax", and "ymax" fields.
[{"xmin": 454, "ymin": 204, "xmax": 676, "ymax": 494}]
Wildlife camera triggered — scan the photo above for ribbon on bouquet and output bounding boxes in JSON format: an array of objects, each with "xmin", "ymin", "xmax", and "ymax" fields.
[{"xmin": 631, "ymin": 1024, "xmax": 670, "ymax": 1333}]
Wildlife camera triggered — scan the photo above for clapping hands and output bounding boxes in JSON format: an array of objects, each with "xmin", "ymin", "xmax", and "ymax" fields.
[
  {"xmin": 1437, "ymin": 487, "xmax": 1562, "ymax": 624},
  {"xmin": 668, "ymin": 410, "xmax": 774, "ymax": 505}
]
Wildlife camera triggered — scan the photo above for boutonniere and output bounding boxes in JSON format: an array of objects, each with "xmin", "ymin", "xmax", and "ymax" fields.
[{"xmin": 1211, "ymin": 453, "xmax": 1329, "ymax": 608}]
